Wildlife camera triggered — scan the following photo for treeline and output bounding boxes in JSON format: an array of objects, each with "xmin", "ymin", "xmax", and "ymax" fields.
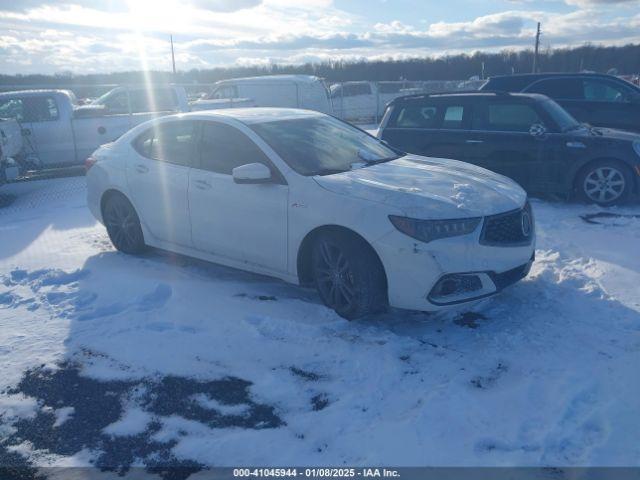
[{"xmin": 1, "ymin": 43, "xmax": 639, "ymax": 87}]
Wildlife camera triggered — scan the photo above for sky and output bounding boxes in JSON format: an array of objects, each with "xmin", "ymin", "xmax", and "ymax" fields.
[{"xmin": 0, "ymin": 0, "xmax": 639, "ymax": 74}]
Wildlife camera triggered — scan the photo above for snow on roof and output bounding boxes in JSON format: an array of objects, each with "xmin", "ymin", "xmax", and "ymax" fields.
[{"xmin": 183, "ymin": 107, "xmax": 324, "ymax": 124}]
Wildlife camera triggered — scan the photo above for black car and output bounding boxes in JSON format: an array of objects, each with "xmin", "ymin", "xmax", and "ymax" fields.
[
  {"xmin": 378, "ymin": 91, "xmax": 640, "ymax": 205},
  {"xmin": 480, "ymin": 73, "xmax": 640, "ymax": 133}
]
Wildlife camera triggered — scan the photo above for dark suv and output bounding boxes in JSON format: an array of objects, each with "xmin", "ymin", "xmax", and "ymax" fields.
[
  {"xmin": 480, "ymin": 73, "xmax": 640, "ymax": 133},
  {"xmin": 378, "ymin": 92, "xmax": 640, "ymax": 205}
]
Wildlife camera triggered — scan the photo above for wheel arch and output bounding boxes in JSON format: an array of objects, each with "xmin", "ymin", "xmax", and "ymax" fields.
[
  {"xmin": 296, "ymin": 225, "xmax": 388, "ymax": 289},
  {"xmin": 100, "ymin": 188, "xmax": 134, "ymax": 217}
]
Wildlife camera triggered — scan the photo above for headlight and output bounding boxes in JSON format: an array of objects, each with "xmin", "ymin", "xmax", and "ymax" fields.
[
  {"xmin": 389, "ymin": 215, "xmax": 482, "ymax": 243},
  {"xmin": 633, "ymin": 141, "xmax": 640, "ymax": 157}
]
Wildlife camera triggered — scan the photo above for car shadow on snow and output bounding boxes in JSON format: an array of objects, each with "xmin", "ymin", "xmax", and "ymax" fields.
[{"xmin": 2, "ymin": 241, "xmax": 640, "ymax": 473}]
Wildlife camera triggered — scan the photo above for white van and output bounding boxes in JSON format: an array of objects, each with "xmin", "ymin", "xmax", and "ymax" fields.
[{"xmin": 190, "ymin": 75, "xmax": 333, "ymax": 114}]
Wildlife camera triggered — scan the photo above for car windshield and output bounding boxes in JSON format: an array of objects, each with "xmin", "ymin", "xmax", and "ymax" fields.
[
  {"xmin": 542, "ymin": 98, "xmax": 581, "ymax": 132},
  {"xmin": 249, "ymin": 115, "xmax": 401, "ymax": 176}
]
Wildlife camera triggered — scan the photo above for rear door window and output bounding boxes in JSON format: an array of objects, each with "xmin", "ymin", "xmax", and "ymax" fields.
[
  {"xmin": 394, "ymin": 105, "xmax": 438, "ymax": 128},
  {"xmin": 442, "ymin": 105, "xmax": 465, "ymax": 129},
  {"xmin": 582, "ymin": 79, "xmax": 632, "ymax": 103},
  {"xmin": 133, "ymin": 120, "xmax": 198, "ymax": 167},
  {"xmin": 484, "ymin": 102, "xmax": 543, "ymax": 132},
  {"xmin": 22, "ymin": 97, "xmax": 59, "ymax": 122}
]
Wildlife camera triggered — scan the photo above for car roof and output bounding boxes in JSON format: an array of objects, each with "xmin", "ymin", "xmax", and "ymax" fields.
[
  {"xmin": 0, "ymin": 89, "xmax": 73, "ymax": 98},
  {"xmin": 488, "ymin": 72, "xmax": 619, "ymax": 81},
  {"xmin": 484, "ymin": 72, "xmax": 639, "ymax": 90},
  {"xmin": 389, "ymin": 91, "xmax": 547, "ymax": 105},
  {"xmin": 167, "ymin": 107, "xmax": 325, "ymax": 125}
]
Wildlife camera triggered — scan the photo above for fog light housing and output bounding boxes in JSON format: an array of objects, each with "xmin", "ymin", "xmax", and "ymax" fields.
[{"xmin": 428, "ymin": 273, "xmax": 493, "ymax": 305}]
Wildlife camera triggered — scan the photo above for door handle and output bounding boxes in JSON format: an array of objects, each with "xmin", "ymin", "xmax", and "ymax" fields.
[
  {"xmin": 194, "ymin": 179, "xmax": 212, "ymax": 190},
  {"xmin": 465, "ymin": 139, "xmax": 484, "ymax": 144},
  {"xmin": 135, "ymin": 164, "xmax": 149, "ymax": 173}
]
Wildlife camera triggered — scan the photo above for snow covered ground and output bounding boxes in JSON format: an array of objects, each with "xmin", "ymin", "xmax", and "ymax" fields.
[{"xmin": 0, "ymin": 176, "xmax": 639, "ymax": 475}]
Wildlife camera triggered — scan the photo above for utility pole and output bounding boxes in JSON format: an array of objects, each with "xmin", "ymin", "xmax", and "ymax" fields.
[
  {"xmin": 170, "ymin": 34, "xmax": 176, "ymax": 77},
  {"xmin": 532, "ymin": 22, "xmax": 541, "ymax": 73}
]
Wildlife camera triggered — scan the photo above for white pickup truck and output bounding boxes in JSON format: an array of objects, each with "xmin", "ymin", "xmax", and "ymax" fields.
[{"xmin": 0, "ymin": 85, "xmax": 189, "ymax": 170}]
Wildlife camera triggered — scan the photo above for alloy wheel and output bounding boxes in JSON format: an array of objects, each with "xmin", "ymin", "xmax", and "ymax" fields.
[
  {"xmin": 314, "ymin": 240, "xmax": 357, "ymax": 311},
  {"xmin": 583, "ymin": 166, "xmax": 626, "ymax": 204},
  {"xmin": 104, "ymin": 198, "xmax": 142, "ymax": 251}
]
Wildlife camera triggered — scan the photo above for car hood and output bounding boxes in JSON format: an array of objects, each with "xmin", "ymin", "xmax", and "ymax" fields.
[
  {"xmin": 313, "ymin": 155, "xmax": 527, "ymax": 219},
  {"xmin": 571, "ymin": 126, "xmax": 640, "ymax": 142}
]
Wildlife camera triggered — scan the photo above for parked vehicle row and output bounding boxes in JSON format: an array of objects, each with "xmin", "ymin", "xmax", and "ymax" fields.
[
  {"xmin": 2, "ymin": 72, "xmax": 638, "ymax": 179},
  {"xmin": 378, "ymin": 91, "xmax": 640, "ymax": 205},
  {"xmin": 86, "ymin": 109, "xmax": 535, "ymax": 319}
]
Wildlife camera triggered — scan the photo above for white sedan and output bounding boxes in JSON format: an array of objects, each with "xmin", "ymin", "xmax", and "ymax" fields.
[{"xmin": 86, "ymin": 108, "xmax": 535, "ymax": 319}]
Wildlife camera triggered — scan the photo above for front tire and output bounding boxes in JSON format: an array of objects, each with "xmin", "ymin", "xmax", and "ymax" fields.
[
  {"xmin": 102, "ymin": 193, "xmax": 146, "ymax": 254},
  {"xmin": 577, "ymin": 161, "xmax": 633, "ymax": 206},
  {"xmin": 311, "ymin": 232, "xmax": 387, "ymax": 320}
]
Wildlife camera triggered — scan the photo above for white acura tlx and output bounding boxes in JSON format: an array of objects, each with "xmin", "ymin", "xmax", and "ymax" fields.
[{"xmin": 86, "ymin": 108, "xmax": 535, "ymax": 319}]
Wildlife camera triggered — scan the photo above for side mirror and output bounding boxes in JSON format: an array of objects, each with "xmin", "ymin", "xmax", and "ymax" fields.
[
  {"xmin": 529, "ymin": 123, "xmax": 547, "ymax": 139},
  {"xmin": 232, "ymin": 163, "xmax": 272, "ymax": 184}
]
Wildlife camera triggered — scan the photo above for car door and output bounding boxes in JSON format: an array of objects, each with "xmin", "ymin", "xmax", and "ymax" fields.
[
  {"xmin": 126, "ymin": 120, "xmax": 196, "ymax": 247},
  {"xmin": 580, "ymin": 78, "xmax": 640, "ymax": 132},
  {"xmin": 189, "ymin": 121, "xmax": 289, "ymax": 273},
  {"xmin": 380, "ymin": 100, "xmax": 474, "ymax": 161},
  {"xmin": 464, "ymin": 99, "xmax": 546, "ymax": 192}
]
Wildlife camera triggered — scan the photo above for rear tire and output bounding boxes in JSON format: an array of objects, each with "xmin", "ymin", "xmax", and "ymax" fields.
[
  {"xmin": 311, "ymin": 231, "xmax": 387, "ymax": 320},
  {"xmin": 102, "ymin": 193, "xmax": 146, "ymax": 254},
  {"xmin": 577, "ymin": 160, "xmax": 633, "ymax": 206}
]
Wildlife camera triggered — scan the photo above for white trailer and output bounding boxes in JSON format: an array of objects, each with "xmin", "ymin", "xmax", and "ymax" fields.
[{"xmin": 191, "ymin": 75, "xmax": 333, "ymax": 114}]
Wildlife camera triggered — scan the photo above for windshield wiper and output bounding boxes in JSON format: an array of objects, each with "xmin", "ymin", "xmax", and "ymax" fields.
[
  {"xmin": 313, "ymin": 168, "xmax": 350, "ymax": 176},
  {"xmin": 362, "ymin": 155, "xmax": 402, "ymax": 166}
]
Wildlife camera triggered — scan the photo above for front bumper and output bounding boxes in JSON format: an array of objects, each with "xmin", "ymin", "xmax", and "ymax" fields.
[
  {"xmin": 373, "ymin": 216, "xmax": 536, "ymax": 312},
  {"xmin": 427, "ymin": 253, "xmax": 534, "ymax": 306}
]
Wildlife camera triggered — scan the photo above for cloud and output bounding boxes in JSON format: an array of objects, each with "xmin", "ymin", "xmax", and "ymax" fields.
[
  {"xmin": 566, "ymin": 0, "xmax": 638, "ymax": 4},
  {"xmin": 1, "ymin": 1, "xmax": 639, "ymax": 74},
  {"xmin": 189, "ymin": 0, "xmax": 262, "ymax": 12}
]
